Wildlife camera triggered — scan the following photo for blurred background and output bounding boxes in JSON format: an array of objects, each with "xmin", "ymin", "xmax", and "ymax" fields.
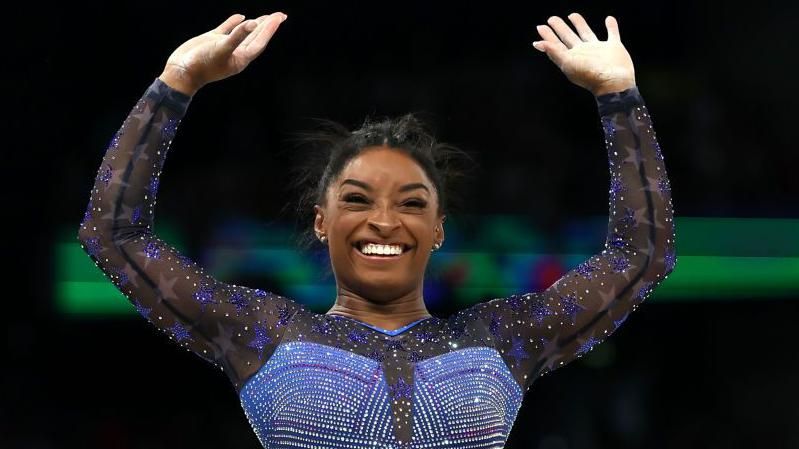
[{"xmin": 7, "ymin": 0, "xmax": 799, "ymax": 447}]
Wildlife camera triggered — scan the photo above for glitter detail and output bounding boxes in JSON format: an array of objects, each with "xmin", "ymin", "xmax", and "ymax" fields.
[
  {"xmin": 620, "ymin": 206, "xmax": 637, "ymax": 228},
  {"xmin": 385, "ymin": 340, "xmax": 406, "ymax": 352},
  {"xmin": 508, "ymin": 336, "xmax": 529, "ymax": 365},
  {"xmin": 148, "ymin": 177, "xmax": 159, "ymax": 195},
  {"xmin": 311, "ymin": 319, "xmax": 335, "ymax": 335},
  {"xmin": 143, "ymin": 241, "xmax": 160, "ymax": 259},
  {"xmin": 131, "ymin": 206, "xmax": 141, "ymax": 224},
  {"xmin": 169, "ymin": 321, "xmax": 192, "ymax": 342},
  {"xmin": 575, "ymin": 259, "xmax": 599, "ymax": 280},
  {"xmin": 389, "ymin": 376, "xmax": 413, "ymax": 400},
  {"xmin": 636, "ymin": 281, "xmax": 655, "ymax": 303},
  {"xmin": 610, "ymin": 254, "xmax": 631, "ymax": 273},
  {"xmin": 192, "ymin": 283, "xmax": 215, "ymax": 310},
  {"xmin": 229, "ymin": 291, "xmax": 251, "ymax": 314},
  {"xmin": 162, "ymin": 118, "xmax": 179, "ymax": 140},
  {"xmin": 601, "ymin": 116, "xmax": 616, "ymax": 138},
  {"xmin": 84, "ymin": 237, "xmax": 102, "ymax": 257},
  {"xmin": 529, "ymin": 298, "xmax": 554, "ymax": 324},
  {"xmin": 576, "ymin": 335, "xmax": 601, "ymax": 356},
  {"xmin": 560, "ymin": 293, "xmax": 584, "ymax": 324},
  {"xmin": 347, "ymin": 328, "xmax": 370, "ymax": 344},
  {"xmin": 665, "ymin": 247, "xmax": 677, "ymax": 274},
  {"xmin": 99, "ymin": 164, "xmax": 113, "ymax": 186},
  {"xmin": 247, "ymin": 324, "xmax": 273, "ymax": 358},
  {"xmin": 132, "ymin": 299, "xmax": 151, "ymax": 318}
]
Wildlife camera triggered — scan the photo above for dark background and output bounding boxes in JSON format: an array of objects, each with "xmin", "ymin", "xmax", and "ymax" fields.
[{"xmin": 7, "ymin": 0, "xmax": 798, "ymax": 448}]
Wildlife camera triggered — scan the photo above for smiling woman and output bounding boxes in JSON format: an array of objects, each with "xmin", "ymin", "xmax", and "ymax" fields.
[
  {"xmin": 77, "ymin": 10, "xmax": 676, "ymax": 449},
  {"xmin": 282, "ymin": 114, "xmax": 474, "ymax": 323}
]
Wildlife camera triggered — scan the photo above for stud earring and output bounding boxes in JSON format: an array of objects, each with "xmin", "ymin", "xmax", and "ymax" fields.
[{"xmin": 431, "ymin": 242, "xmax": 442, "ymax": 252}]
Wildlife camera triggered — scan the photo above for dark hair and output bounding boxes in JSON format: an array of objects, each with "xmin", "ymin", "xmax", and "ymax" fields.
[{"xmin": 281, "ymin": 113, "xmax": 476, "ymax": 253}]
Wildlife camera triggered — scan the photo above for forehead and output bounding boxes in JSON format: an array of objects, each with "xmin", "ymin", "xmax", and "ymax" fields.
[{"xmin": 337, "ymin": 146, "xmax": 432, "ymax": 190}]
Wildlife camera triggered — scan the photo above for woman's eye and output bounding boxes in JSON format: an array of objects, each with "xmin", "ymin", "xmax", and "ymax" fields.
[
  {"xmin": 404, "ymin": 200, "xmax": 427, "ymax": 208},
  {"xmin": 344, "ymin": 194, "xmax": 368, "ymax": 203}
]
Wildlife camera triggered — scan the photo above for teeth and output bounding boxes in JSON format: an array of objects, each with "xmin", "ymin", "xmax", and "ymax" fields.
[{"xmin": 359, "ymin": 243, "xmax": 403, "ymax": 255}]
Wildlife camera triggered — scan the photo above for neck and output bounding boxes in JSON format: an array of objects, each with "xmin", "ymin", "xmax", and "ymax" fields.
[{"xmin": 326, "ymin": 286, "xmax": 432, "ymax": 330}]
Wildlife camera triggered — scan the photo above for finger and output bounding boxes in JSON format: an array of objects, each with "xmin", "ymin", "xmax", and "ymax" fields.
[
  {"xmin": 214, "ymin": 13, "xmax": 245, "ymax": 34},
  {"xmin": 566, "ymin": 12, "xmax": 599, "ymax": 42},
  {"xmin": 243, "ymin": 13, "xmax": 286, "ymax": 59},
  {"xmin": 220, "ymin": 19, "xmax": 258, "ymax": 54},
  {"xmin": 605, "ymin": 16, "xmax": 621, "ymax": 42},
  {"xmin": 241, "ymin": 13, "xmax": 284, "ymax": 52},
  {"xmin": 536, "ymin": 24, "xmax": 569, "ymax": 54},
  {"xmin": 546, "ymin": 16, "xmax": 582, "ymax": 48},
  {"xmin": 533, "ymin": 40, "xmax": 570, "ymax": 68}
]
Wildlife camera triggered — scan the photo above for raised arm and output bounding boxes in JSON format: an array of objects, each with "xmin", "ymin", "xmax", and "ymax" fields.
[
  {"xmin": 462, "ymin": 13, "xmax": 677, "ymax": 391},
  {"xmin": 76, "ymin": 12, "xmax": 302, "ymax": 392}
]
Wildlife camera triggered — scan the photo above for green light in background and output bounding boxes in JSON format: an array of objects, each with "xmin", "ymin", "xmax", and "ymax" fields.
[{"xmin": 57, "ymin": 217, "xmax": 799, "ymax": 316}]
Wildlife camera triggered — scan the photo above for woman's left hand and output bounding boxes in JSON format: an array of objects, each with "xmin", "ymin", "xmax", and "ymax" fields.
[{"xmin": 533, "ymin": 13, "xmax": 636, "ymax": 96}]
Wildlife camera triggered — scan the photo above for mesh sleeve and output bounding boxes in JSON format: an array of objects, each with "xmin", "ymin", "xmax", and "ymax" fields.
[
  {"xmin": 77, "ymin": 78, "xmax": 307, "ymax": 391},
  {"xmin": 465, "ymin": 86, "xmax": 677, "ymax": 392}
]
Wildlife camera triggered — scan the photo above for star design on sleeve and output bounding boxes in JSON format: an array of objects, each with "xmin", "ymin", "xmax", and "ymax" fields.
[
  {"xmin": 211, "ymin": 322, "xmax": 238, "ymax": 360},
  {"xmin": 100, "ymin": 201, "xmax": 136, "ymax": 224},
  {"xmin": 508, "ymin": 336, "xmax": 529, "ymax": 366},
  {"xmin": 156, "ymin": 273, "xmax": 180, "ymax": 303},
  {"xmin": 622, "ymin": 143, "xmax": 646, "ymax": 167},
  {"xmin": 538, "ymin": 334, "xmax": 564, "ymax": 373},
  {"xmin": 597, "ymin": 285, "xmax": 619, "ymax": 311},
  {"xmin": 132, "ymin": 102, "xmax": 154, "ymax": 130}
]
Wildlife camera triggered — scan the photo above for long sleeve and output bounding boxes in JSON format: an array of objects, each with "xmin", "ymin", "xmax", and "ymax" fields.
[
  {"xmin": 77, "ymin": 78, "xmax": 307, "ymax": 392},
  {"xmin": 464, "ymin": 86, "xmax": 677, "ymax": 392}
]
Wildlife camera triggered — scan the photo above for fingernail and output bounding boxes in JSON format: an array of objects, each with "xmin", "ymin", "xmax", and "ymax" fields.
[{"xmin": 281, "ymin": 13, "xmax": 288, "ymax": 22}]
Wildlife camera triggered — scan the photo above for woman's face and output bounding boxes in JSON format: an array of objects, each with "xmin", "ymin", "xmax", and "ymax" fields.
[{"xmin": 314, "ymin": 146, "xmax": 445, "ymax": 303}]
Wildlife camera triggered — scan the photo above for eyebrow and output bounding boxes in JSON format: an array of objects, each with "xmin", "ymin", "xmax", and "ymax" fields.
[{"xmin": 340, "ymin": 179, "xmax": 430, "ymax": 194}]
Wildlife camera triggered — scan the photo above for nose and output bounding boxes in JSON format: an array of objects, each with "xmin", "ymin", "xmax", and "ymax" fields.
[{"xmin": 367, "ymin": 205, "xmax": 401, "ymax": 235}]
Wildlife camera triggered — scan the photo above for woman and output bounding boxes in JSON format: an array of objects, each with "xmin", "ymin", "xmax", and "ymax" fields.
[{"xmin": 78, "ymin": 11, "xmax": 677, "ymax": 448}]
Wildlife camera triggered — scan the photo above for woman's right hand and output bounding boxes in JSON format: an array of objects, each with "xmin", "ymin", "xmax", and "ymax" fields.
[{"xmin": 159, "ymin": 12, "xmax": 287, "ymax": 95}]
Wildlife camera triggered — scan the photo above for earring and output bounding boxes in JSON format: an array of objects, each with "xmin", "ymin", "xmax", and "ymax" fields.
[
  {"xmin": 431, "ymin": 242, "xmax": 441, "ymax": 252},
  {"xmin": 317, "ymin": 233, "xmax": 327, "ymax": 244}
]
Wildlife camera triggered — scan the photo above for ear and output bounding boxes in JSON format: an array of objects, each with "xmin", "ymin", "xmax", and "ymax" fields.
[
  {"xmin": 313, "ymin": 204, "xmax": 325, "ymax": 236},
  {"xmin": 436, "ymin": 214, "xmax": 446, "ymax": 243}
]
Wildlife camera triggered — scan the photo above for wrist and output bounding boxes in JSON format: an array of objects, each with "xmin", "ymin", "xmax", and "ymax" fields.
[
  {"xmin": 592, "ymin": 80, "xmax": 637, "ymax": 97},
  {"xmin": 158, "ymin": 65, "xmax": 201, "ymax": 97}
]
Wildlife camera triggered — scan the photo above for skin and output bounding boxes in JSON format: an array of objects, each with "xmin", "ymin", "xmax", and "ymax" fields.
[
  {"xmin": 156, "ymin": 11, "xmax": 636, "ymax": 330},
  {"xmin": 313, "ymin": 146, "xmax": 445, "ymax": 330}
]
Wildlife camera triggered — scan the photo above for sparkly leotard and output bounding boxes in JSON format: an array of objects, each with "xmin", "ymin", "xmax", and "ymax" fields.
[{"xmin": 78, "ymin": 78, "xmax": 677, "ymax": 448}]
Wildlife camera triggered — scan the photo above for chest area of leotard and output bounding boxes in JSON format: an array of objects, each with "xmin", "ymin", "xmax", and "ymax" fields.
[{"xmin": 238, "ymin": 341, "xmax": 524, "ymax": 446}]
